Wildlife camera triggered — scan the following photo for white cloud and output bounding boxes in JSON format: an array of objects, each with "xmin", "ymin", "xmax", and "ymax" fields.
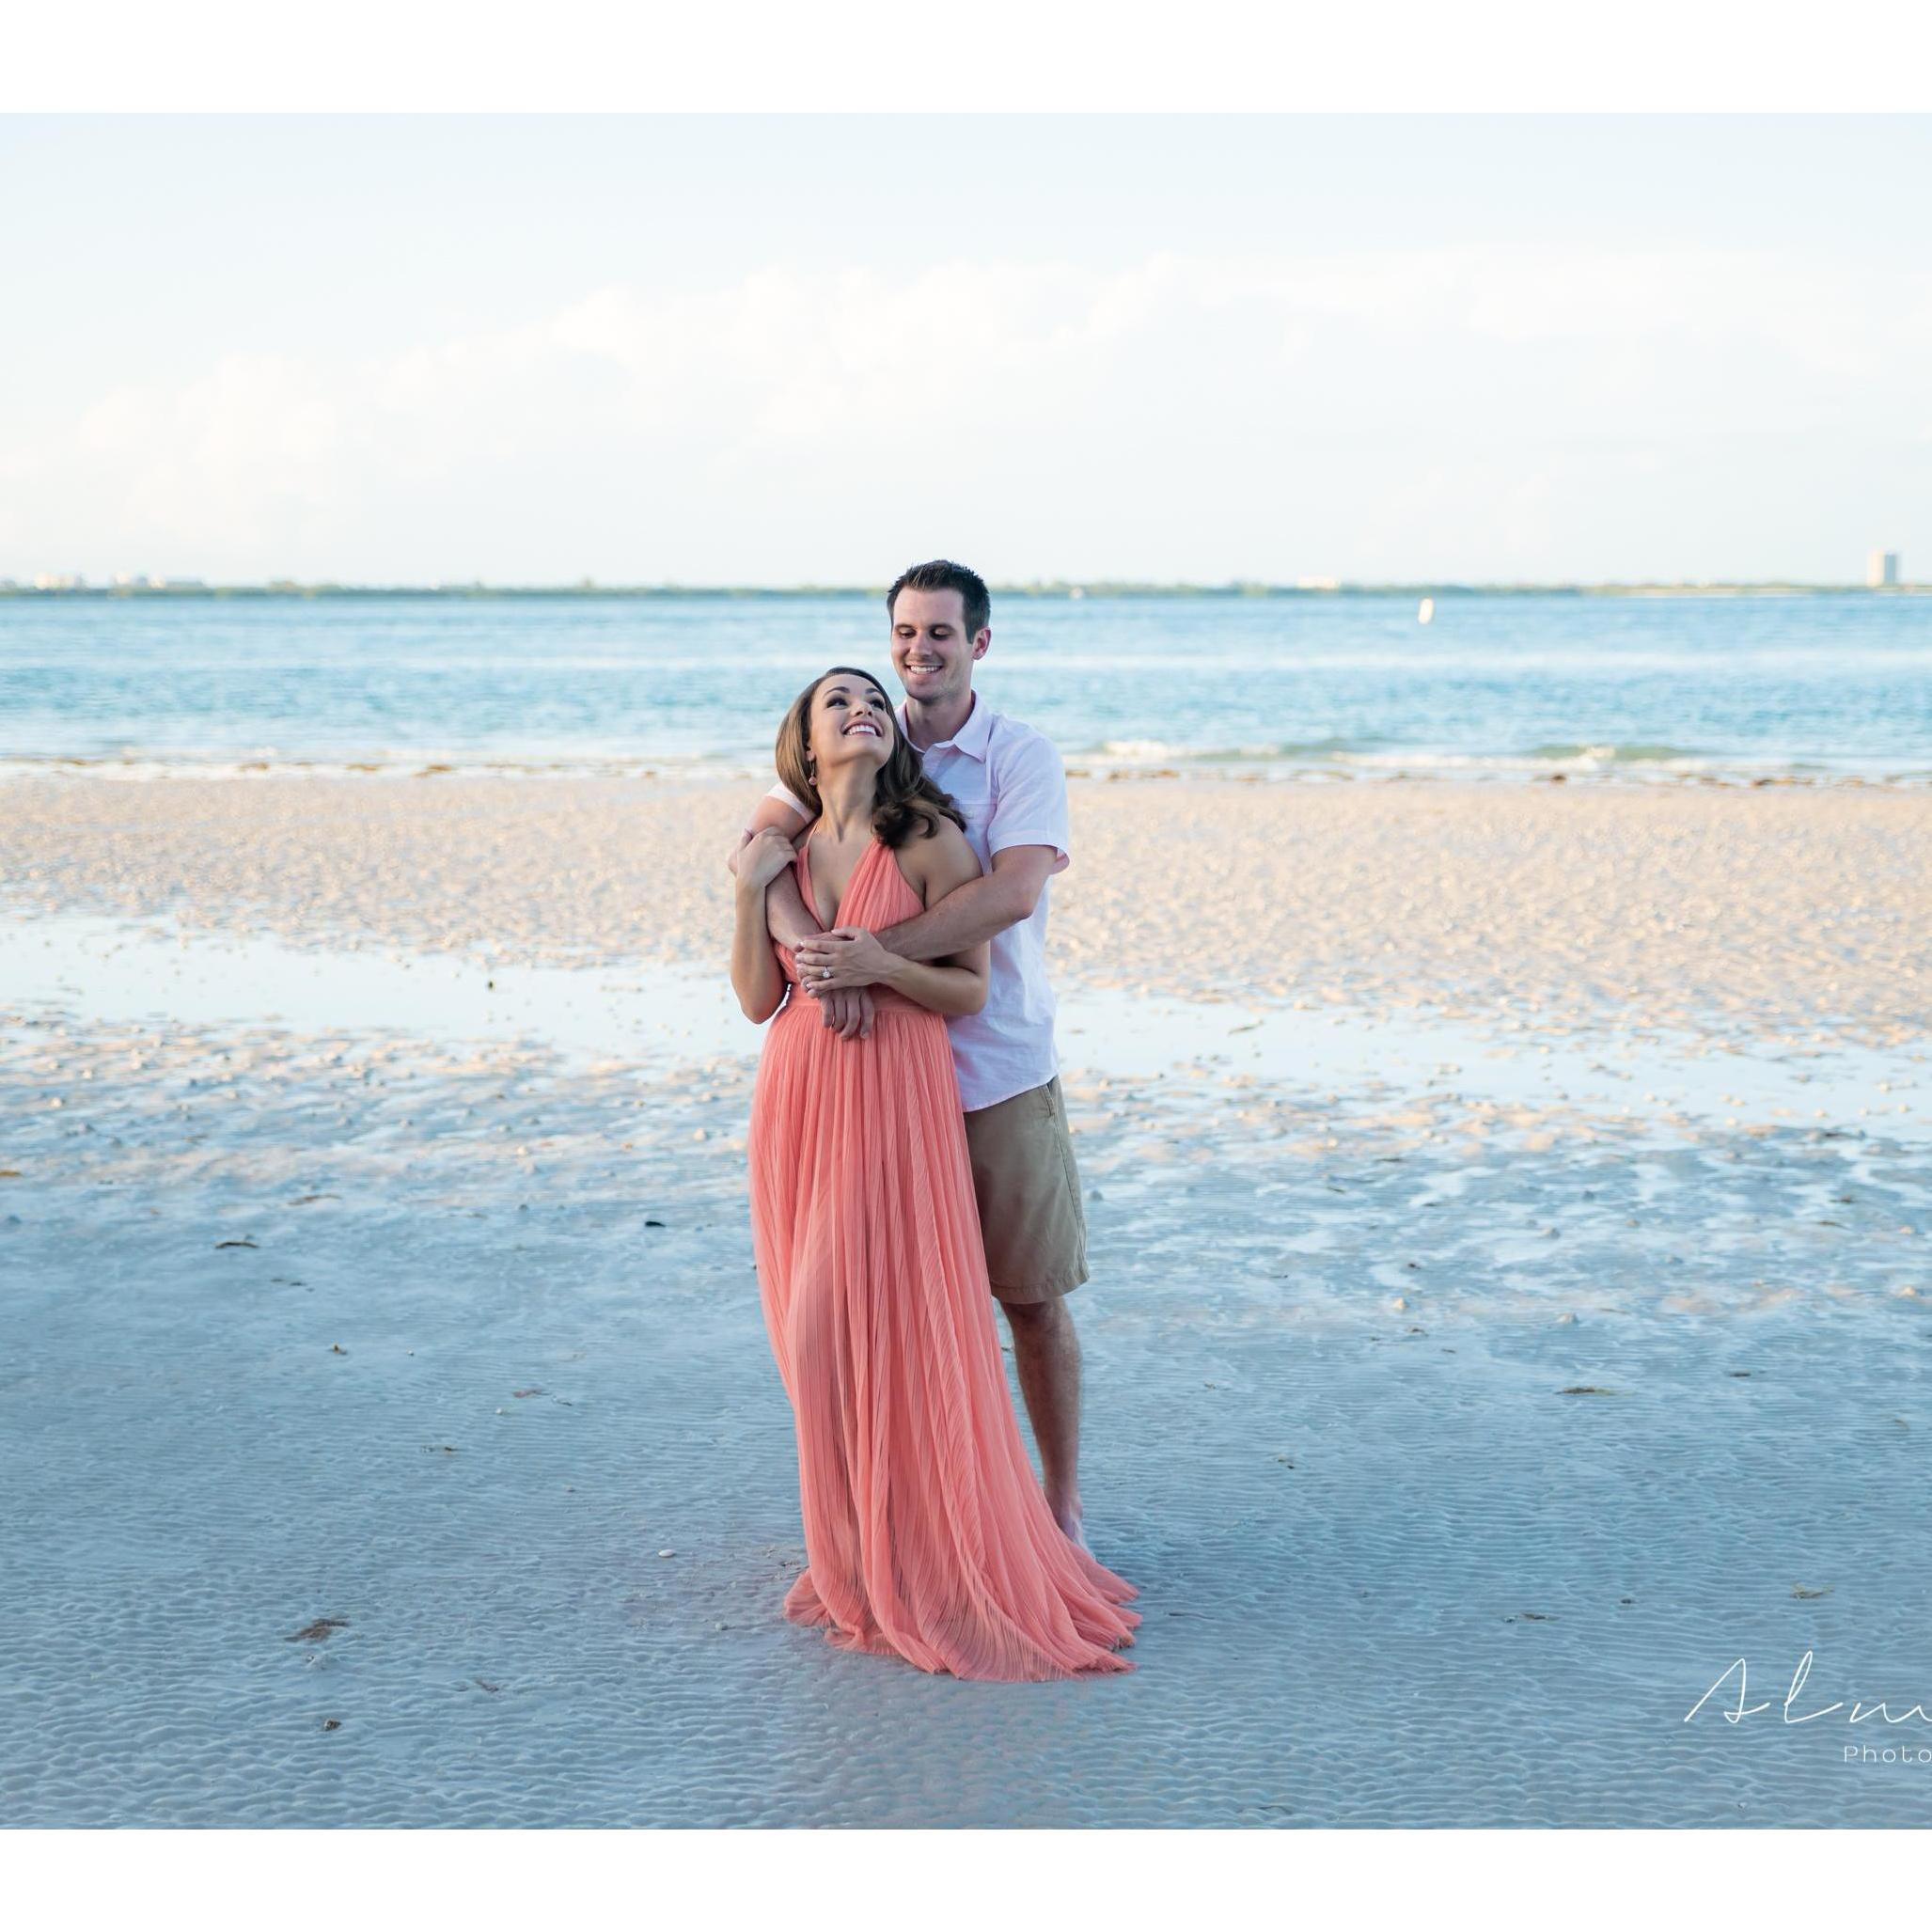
[{"xmin": 8, "ymin": 246, "xmax": 1929, "ymax": 581}]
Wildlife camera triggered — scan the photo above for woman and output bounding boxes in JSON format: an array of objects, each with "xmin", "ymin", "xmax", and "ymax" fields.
[{"xmin": 730, "ymin": 666, "xmax": 1140, "ymax": 1681}]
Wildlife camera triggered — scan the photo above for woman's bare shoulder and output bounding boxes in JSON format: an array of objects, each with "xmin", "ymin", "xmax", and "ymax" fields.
[{"xmin": 901, "ymin": 812, "xmax": 981, "ymax": 895}]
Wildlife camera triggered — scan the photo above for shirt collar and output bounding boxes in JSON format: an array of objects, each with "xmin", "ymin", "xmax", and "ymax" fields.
[{"xmin": 898, "ymin": 690, "xmax": 992, "ymax": 762}]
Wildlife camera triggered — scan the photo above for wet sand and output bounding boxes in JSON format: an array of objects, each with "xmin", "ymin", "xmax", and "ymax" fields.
[{"xmin": 2, "ymin": 775, "xmax": 1928, "ymax": 1825}]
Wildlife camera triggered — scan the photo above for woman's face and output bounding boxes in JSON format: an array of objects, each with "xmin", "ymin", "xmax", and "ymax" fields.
[{"xmin": 806, "ymin": 675, "xmax": 894, "ymax": 780}]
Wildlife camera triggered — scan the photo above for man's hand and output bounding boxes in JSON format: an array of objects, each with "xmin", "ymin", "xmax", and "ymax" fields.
[
  {"xmin": 811, "ymin": 984, "xmax": 875, "ymax": 1041},
  {"xmin": 731, "ymin": 826, "xmax": 799, "ymax": 893},
  {"xmin": 795, "ymin": 926, "xmax": 898, "ymax": 993},
  {"xmin": 729, "ymin": 827, "xmax": 788, "ymax": 882}
]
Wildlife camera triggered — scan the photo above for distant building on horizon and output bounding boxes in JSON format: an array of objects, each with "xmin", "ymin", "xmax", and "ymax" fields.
[{"xmin": 1867, "ymin": 549, "xmax": 1900, "ymax": 589}]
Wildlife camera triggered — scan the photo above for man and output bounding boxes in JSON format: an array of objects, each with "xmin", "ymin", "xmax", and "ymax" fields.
[{"xmin": 729, "ymin": 558, "xmax": 1096, "ymax": 1552}]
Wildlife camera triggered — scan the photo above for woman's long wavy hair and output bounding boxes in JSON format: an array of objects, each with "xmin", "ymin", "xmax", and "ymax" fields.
[{"xmin": 776, "ymin": 667, "xmax": 967, "ymax": 850}]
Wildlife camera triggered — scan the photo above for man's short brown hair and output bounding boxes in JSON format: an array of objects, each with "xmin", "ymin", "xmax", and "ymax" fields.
[{"xmin": 887, "ymin": 559, "xmax": 990, "ymax": 642}]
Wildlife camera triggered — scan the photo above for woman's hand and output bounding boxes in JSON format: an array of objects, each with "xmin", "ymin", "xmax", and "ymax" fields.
[
  {"xmin": 735, "ymin": 826, "xmax": 799, "ymax": 894},
  {"xmin": 811, "ymin": 984, "xmax": 876, "ymax": 1040},
  {"xmin": 795, "ymin": 926, "xmax": 898, "ymax": 992}
]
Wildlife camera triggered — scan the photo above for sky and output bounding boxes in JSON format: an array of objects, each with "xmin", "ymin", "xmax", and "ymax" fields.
[{"xmin": 2, "ymin": 114, "xmax": 1927, "ymax": 586}]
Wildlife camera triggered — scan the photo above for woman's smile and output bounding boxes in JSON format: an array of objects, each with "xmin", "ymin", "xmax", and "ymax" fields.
[{"xmin": 813, "ymin": 680, "xmax": 894, "ymax": 766}]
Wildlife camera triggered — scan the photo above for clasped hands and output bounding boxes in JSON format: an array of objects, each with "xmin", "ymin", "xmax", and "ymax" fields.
[
  {"xmin": 730, "ymin": 828, "xmax": 893, "ymax": 1040},
  {"xmin": 788, "ymin": 930, "xmax": 887, "ymax": 1040},
  {"xmin": 794, "ymin": 924, "xmax": 895, "ymax": 994}
]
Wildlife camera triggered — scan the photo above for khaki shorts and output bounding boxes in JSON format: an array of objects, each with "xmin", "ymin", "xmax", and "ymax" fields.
[{"xmin": 960, "ymin": 1075, "xmax": 1090, "ymax": 1305}]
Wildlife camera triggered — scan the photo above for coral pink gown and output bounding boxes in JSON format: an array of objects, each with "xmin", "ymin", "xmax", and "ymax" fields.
[{"xmin": 746, "ymin": 827, "xmax": 1140, "ymax": 1680}]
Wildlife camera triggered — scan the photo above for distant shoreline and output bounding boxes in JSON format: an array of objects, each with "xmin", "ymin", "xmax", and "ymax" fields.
[{"xmin": 2, "ymin": 580, "xmax": 1924, "ymax": 602}]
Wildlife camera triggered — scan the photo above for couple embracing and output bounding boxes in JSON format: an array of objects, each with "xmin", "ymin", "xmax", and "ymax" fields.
[{"xmin": 728, "ymin": 558, "xmax": 1140, "ymax": 1681}]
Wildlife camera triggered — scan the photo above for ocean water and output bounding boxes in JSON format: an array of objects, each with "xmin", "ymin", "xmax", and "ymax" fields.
[{"xmin": 2, "ymin": 589, "xmax": 1927, "ymax": 783}]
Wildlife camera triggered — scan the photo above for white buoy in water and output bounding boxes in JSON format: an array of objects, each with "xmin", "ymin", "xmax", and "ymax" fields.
[{"xmin": 1418, "ymin": 597, "xmax": 1435, "ymax": 624}]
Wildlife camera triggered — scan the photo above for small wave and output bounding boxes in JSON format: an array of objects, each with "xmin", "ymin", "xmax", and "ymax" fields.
[
  {"xmin": 1332, "ymin": 746, "xmax": 1721, "ymax": 779},
  {"xmin": 0, "ymin": 750, "xmax": 776, "ymax": 785},
  {"xmin": 1524, "ymin": 741, "xmax": 1709, "ymax": 767},
  {"xmin": 1093, "ymin": 736, "xmax": 1381, "ymax": 763},
  {"xmin": 1071, "ymin": 739, "xmax": 1930, "ymax": 785},
  {"xmin": 1091, "ymin": 736, "xmax": 1707, "ymax": 774}
]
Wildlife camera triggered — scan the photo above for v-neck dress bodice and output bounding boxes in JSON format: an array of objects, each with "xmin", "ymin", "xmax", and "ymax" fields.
[{"xmin": 775, "ymin": 832, "xmax": 925, "ymax": 1017}]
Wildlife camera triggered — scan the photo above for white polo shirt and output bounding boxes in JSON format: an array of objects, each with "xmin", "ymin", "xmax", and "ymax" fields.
[{"xmin": 767, "ymin": 692, "xmax": 1071, "ymax": 1113}]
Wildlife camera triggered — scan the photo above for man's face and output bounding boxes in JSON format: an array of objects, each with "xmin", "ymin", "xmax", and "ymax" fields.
[{"xmin": 889, "ymin": 587, "xmax": 988, "ymax": 709}]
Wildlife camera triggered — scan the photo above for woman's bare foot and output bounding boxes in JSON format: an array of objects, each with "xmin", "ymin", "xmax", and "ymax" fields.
[{"xmin": 1051, "ymin": 1496, "xmax": 1092, "ymax": 1554}]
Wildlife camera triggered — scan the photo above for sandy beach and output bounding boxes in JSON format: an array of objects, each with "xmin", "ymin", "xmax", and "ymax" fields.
[
  {"xmin": 3, "ymin": 773, "xmax": 1929, "ymax": 1825},
  {"xmin": 5, "ymin": 771, "xmax": 1926, "ymax": 1042}
]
